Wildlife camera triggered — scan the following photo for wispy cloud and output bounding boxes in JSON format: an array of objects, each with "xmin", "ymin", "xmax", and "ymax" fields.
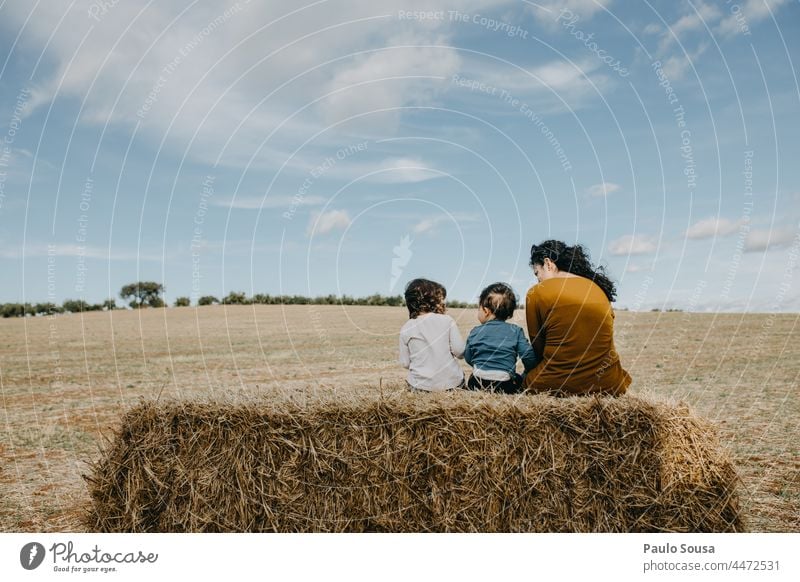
[
  {"xmin": 458, "ymin": 57, "xmax": 609, "ymax": 111},
  {"xmin": 608, "ymin": 234, "xmax": 658, "ymax": 256},
  {"xmin": 529, "ymin": 0, "xmax": 612, "ymax": 24},
  {"xmin": 586, "ymin": 182, "xmax": 620, "ymax": 197},
  {"xmin": 412, "ymin": 213, "xmax": 480, "ymax": 235},
  {"xmin": 685, "ymin": 216, "xmax": 743, "ymax": 240},
  {"xmin": 650, "ymin": 0, "xmax": 769, "ymax": 82},
  {"xmin": 364, "ymin": 157, "xmax": 444, "ymax": 184},
  {"xmin": 657, "ymin": 1, "xmax": 721, "ymax": 52},
  {"xmin": 716, "ymin": 0, "xmax": 788, "ymax": 37},
  {"xmin": 321, "ymin": 37, "xmax": 460, "ymax": 134},
  {"xmin": 308, "ymin": 210, "xmax": 351, "ymax": 236},
  {"xmin": 625, "ymin": 263, "xmax": 652, "ymax": 273},
  {"xmin": 744, "ymin": 227, "xmax": 798, "ymax": 252},
  {"xmin": 654, "ymin": 42, "xmax": 710, "ymax": 82},
  {"xmin": 413, "ymin": 216, "xmax": 446, "ymax": 234},
  {"xmin": 642, "ymin": 23, "xmax": 661, "ymax": 35}
]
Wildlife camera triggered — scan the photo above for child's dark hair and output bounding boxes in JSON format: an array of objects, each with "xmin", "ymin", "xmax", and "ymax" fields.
[
  {"xmin": 404, "ymin": 278, "xmax": 447, "ymax": 318},
  {"xmin": 479, "ymin": 282, "xmax": 517, "ymax": 321}
]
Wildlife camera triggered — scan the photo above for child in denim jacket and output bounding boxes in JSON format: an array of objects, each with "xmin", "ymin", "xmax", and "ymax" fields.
[{"xmin": 464, "ymin": 283, "xmax": 538, "ymax": 394}]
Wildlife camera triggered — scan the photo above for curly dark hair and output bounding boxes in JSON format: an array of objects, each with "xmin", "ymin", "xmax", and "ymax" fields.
[
  {"xmin": 404, "ymin": 278, "xmax": 447, "ymax": 318},
  {"xmin": 478, "ymin": 282, "xmax": 517, "ymax": 321},
  {"xmin": 529, "ymin": 240, "xmax": 617, "ymax": 302}
]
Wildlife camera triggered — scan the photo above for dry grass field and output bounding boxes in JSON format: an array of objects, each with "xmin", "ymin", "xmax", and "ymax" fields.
[{"xmin": 0, "ymin": 305, "xmax": 798, "ymax": 532}]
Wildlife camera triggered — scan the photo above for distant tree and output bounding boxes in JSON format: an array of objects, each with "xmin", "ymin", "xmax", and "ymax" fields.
[
  {"xmin": 385, "ymin": 295, "xmax": 404, "ymax": 307},
  {"xmin": 33, "ymin": 302, "xmax": 61, "ymax": 315},
  {"xmin": 365, "ymin": 293, "xmax": 384, "ymax": 306},
  {"xmin": 62, "ymin": 299, "xmax": 91, "ymax": 313},
  {"xmin": 222, "ymin": 291, "xmax": 249, "ymax": 305},
  {"xmin": 174, "ymin": 297, "xmax": 191, "ymax": 307},
  {"xmin": 1, "ymin": 303, "xmax": 24, "ymax": 318},
  {"xmin": 197, "ymin": 295, "xmax": 219, "ymax": 306},
  {"xmin": 102, "ymin": 298, "xmax": 117, "ymax": 311},
  {"xmin": 120, "ymin": 282, "xmax": 165, "ymax": 309}
]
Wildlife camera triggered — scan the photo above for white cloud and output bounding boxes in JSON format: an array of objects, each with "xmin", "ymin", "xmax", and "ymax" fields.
[
  {"xmin": 213, "ymin": 195, "xmax": 327, "ymax": 210},
  {"xmin": 413, "ymin": 217, "xmax": 445, "ymax": 234},
  {"xmin": 625, "ymin": 263, "xmax": 651, "ymax": 273},
  {"xmin": 717, "ymin": 0, "xmax": 788, "ymax": 36},
  {"xmin": 656, "ymin": 42, "xmax": 709, "ymax": 81},
  {"xmin": 321, "ymin": 37, "xmax": 461, "ymax": 134},
  {"xmin": 507, "ymin": 58, "xmax": 604, "ymax": 95},
  {"xmin": 4, "ymin": 0, "xmax": 790, "ymax": 169},
  {"xmin": 652, "ymin": 2, "xmax": 723, "ymax": 80},
  {"xmin": 659, "ymin": 56, "xmax": 690, "ymax": 81},
  {"xmin": 608, "ymin": 234, "xmax": 657, "ymax": 256},
  {"xmin": 365, "ymin": 157, "xmax": 443, "ymax": 184},
  {"xmin": 744, "ymin": 227, "xmax": 798, "ymax": 252},
  {"xmin": 685, "ymin": 216, "xmax": 743, "ymax": 240},
  {"xmin": 288, "ymin": 154, "xmax": 444, "ymax": 184},
  {"xmin": 308, "ymin": 210, "xmax": 351, "ymax": 235},
  {"xmin": 673, "ymin": 3, "xmax": 721, "ymax": 36},
  {"xmin": 587, "ymin": 182, "xmax": 620, "ymax": 197},
  {"xmin": 658, "ymin": 1, "xmax": 721, "ymax": 51},
  {"xmin": 412, "ymin": 213, "xmax": 480, "ymax": 234},
  {"xmin": 531, "ymin": 0, "xmax": 612, "ymax": 23},
  {"xmin": 1, "ymin": 1, "xmax": 516, "ymax": 166},
  {"xmin": 456, "ymin": 58, "xmax": 608, "ymax": 113},
  {"xmin": 642, "ymin": 23, "xmax": 661, "ymax": 35},
  {"xmin": 650, "ymin": 0, "xmax": 789, "ymax": 85}
]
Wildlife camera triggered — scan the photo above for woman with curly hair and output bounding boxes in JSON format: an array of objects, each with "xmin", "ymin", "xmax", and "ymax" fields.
[{"xmin": 524, "ymin": 240, "xmax": 631, "ymax": 396}]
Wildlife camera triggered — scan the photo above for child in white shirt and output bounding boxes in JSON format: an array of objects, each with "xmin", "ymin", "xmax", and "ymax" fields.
[{"xmin": 399, "ymin": 278, "xmax": 465, "ymax": 391}]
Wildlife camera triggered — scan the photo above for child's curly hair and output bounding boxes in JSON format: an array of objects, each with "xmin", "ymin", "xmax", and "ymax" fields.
[
  {"xmin": 478, "ymin": 282, "xmax": 517, "ymax": 321},
  {"xmin": 404, "ymin": 278, "xmax": 447, "ymax": 319}
]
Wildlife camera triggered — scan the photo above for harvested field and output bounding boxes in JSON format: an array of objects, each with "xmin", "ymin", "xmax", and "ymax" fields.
[{"xmin": 0, "ymin": 306, "xmax": 798, "ymax": 531}]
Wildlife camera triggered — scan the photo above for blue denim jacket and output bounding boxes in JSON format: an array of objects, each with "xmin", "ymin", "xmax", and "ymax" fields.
[{"xmin": 464, "ymin": 320, "xmax": 539, "ymax": 375}]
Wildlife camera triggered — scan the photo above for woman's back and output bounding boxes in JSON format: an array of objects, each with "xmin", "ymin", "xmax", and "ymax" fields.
[{"xmin": 525, "ymin": 276, "xmax": 630, "ymax": 395}]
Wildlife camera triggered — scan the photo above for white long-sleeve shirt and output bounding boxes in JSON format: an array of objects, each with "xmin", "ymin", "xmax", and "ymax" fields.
[{"xmin": 399, "ymin": 313, "xmax": 465, "ymax": 391}]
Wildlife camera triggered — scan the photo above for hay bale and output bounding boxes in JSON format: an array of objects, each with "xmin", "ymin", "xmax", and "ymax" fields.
[{"xmin": 85, "ymin": 391, "xmax": 744, "ymax": 532}]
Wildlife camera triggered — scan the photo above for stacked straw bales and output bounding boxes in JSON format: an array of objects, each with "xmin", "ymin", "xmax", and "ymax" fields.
[{"xmin": 86, "ymin": 390, "xmax": 743, "ymax": 532}]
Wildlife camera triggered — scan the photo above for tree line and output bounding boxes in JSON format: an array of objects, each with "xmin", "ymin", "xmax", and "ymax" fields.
[{"xmin": 1, "ymin": 281, "xmax": 476, "ymax": 317}]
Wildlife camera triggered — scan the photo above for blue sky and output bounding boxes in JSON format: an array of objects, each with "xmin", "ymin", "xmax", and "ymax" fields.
[{"xmin": 0, "ymin": 0, "xmax": 798, "ymax": 311}]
